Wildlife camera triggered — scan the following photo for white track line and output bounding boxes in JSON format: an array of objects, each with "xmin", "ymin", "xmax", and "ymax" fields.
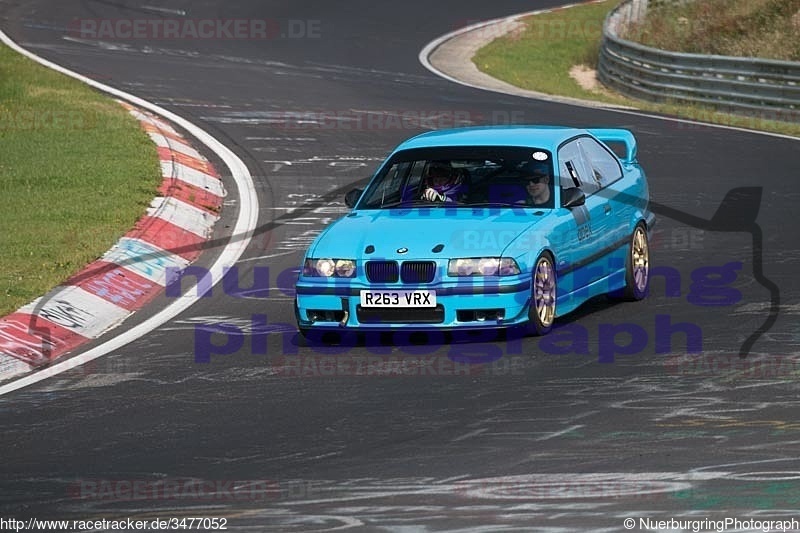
[
  {"xmin": 418, "ymin": 2, "xmax": 800, "ymax": 142},
  {"xmin": 0, "ymin": 30, "xmax": 259, "ymax": 396}
]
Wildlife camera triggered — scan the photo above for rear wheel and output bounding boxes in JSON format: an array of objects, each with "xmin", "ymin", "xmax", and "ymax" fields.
[
  {"xmin": 621, "ymin": 222, "xmax": 650, "ymax": 300},
  {"xmin": 527, "ymin": 253, "xmax": 556, "ymax": 336}
]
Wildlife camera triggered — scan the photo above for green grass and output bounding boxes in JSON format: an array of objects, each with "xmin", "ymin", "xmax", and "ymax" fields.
[
  {"xmin": 624, "ymin": 0, "xmax": 800, "ymax": 61},
  {"xmin": 472, "ymin": 0, "xmax": 800, "ymax": 138},
  {"xmin": 0, "ymin": 43, "xmax": 161, "ymax": 316},
  {"xmin": 474, "ymin": 0, "xmax": 630, "ymax": 104}
]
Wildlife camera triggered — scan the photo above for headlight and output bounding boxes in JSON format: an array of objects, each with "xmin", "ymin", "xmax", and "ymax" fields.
[
  {"xmin": 303, "ymin": 258, "xmax": 357, "ymax": 278},
  {"xmin": 498, "ymin": 258, "xmax": 521, "ymax": 276},
  {"xmin": 448, "ymin": 257, "xmax": 520, "ymax": 276},
  {"xmin": 335, "ymin": 259, "xmax": 356, "ymax": 277},
  {"xmin": 478, "ymin": 258, "xmax": 499, "ymax": 276}
]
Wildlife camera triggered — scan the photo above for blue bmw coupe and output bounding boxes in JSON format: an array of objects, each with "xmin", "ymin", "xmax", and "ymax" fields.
[{"xmin": 295, "ymin": 126, "xmax": 654, "ymax": 338}]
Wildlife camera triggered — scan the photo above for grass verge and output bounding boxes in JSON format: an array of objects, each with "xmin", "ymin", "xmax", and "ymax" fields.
[
  {"xmin": 0, "ymin": 43, "xmax": 162, "ymax": 316},
  {"xmin": 472, "ymin": 0, "xmax": 800, "ymax": 138},
  {"xmin": 623, "ymin": 0, "xmax": 800, "ymax": 61}
]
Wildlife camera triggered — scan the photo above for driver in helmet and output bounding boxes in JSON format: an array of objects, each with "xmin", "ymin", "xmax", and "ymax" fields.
[{"xmin": 420, "ymin": 160, "xmax": 467, "ymax": 203}]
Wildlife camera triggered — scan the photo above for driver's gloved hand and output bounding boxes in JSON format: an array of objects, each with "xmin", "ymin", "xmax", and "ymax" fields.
[{"xmin": 422, "ymin": 188, "xmax": 446, "ymax": 202}]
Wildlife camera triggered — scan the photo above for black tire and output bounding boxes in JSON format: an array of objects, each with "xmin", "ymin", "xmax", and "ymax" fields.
[{"xmin": 527, "ymin": 253, "xmax": 556, "ymax": 336}]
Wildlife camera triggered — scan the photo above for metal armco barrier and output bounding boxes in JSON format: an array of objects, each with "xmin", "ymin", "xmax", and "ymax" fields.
[{"xmin": 598, "ymin": 0, "xmax": 800, "ymax": 122}]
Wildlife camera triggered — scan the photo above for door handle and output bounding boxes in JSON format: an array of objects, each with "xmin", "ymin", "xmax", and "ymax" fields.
[{"xmin": 604, "ymin": 204, "xmax": 612, "ymax": 214}]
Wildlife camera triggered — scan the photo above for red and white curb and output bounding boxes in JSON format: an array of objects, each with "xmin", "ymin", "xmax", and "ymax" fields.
[
  {"xmin": 0, "ymin": 104, "xmax": 225, "ymax": 381},
  {"xmin": 0, "ymin": 28, "xmax": 257, "ymax": 396}
]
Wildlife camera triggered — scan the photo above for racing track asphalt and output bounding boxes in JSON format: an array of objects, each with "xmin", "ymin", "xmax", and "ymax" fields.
[{"xmin": 1, "ymin": 0, "xmax": 800, "ymax": 529}]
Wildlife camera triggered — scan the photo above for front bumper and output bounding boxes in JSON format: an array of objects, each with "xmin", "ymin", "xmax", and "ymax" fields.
[{"xmin": 295, "ymin": 276, "xmax": 532, "ymax": 331}]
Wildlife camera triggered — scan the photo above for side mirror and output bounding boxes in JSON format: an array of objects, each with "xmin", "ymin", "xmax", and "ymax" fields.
[
  {"xmin": 561, "ymin": 187, "xmax": 586, "ymax": 208},
  {"xmin": 344, "ymin": 188, "xmax": 363, "ymax": 208}
]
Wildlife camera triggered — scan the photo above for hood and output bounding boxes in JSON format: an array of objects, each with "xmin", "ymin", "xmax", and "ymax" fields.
[{"xmin": 308, "ymin": 208, "xmax": 551, "ymax": 260}]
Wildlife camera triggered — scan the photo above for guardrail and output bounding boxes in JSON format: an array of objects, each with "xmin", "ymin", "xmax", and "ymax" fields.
[{"xmin": 597, "ymin": 0, "xmax": 800, "ymax": 122}]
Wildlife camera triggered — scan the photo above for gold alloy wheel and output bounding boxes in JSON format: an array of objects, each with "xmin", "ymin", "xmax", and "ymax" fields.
[
  {"xmin": 632, "ymin": 225, "xmax": 649, "ymax": 294},
  {"xmin": 534, "ymin": 255, "xmax": 556, "ymax": 327}
]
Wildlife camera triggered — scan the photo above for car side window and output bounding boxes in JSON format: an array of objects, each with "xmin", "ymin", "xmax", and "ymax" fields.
[
  {"xmin": 405, "ymin": 160, "xmax": 426, "ymax": 192},
  {"xmin": 362, "ymin": 162, "xmax": 410, "ymax": 206},
  {"xmin": 557, "ymin": 140, "xmax": 597, "ymax": 195},
  {"xmin": 577, "ymin": 138, "xmax": 623, "ymax": 189}
]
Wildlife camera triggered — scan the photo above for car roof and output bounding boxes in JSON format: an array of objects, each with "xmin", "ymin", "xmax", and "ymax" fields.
[{"xmin": 394, "ymin": 125, "xmax": 589, "ymax": 151}]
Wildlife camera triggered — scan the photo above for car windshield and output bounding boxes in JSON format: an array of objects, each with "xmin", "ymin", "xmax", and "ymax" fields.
[{"xmin": 358, "ymin": 146, "xmax": 555, "ymax": 209}]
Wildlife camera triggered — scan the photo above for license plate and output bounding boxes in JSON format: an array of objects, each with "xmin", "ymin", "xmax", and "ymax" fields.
[{"xmin": 360, "ymin": 290, "xmax": 437, "ymax": 308}]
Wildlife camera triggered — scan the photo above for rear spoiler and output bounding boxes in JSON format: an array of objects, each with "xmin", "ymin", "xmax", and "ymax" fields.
[{"xmin": 587, "ymin": 128, "xmax": 638, "ymax": 164}]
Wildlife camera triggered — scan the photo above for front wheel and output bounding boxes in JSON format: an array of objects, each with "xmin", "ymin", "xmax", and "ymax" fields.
[
  {"xmin": 527, "ymin": 253, "xmax": 556, "ymax": 336},
  {"xmin": 620, "ymin": 222, "xmax": 650, "ymax": 300}
]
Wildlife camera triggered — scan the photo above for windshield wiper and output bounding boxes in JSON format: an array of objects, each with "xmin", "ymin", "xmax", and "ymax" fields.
[
  {"xmin": 362, "ymin": 199, "xmax": 424, "ymax": 209},
  {"xmin": 466, "ymin": 201, "xmax": 528, "ymax": 208}
]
